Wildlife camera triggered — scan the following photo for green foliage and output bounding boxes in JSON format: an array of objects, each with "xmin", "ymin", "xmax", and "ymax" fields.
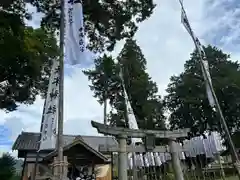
[
  {"xmin": 165, "ymin": 173, "xmax": 175, "ymax": 180},
  {"xmin": 84, "ymin": 39, "xmax": 165, "ymax": 130},
  {"xmin": 83, "ymin": 54, "xmax": 126, "ymax": 127},
  {"xmin": 165, "ymin": 45, "xmax": 240, "ymax": 135},
  {"xmin": 0, "ymin": 0, "xmax": 31, "ymax": 20},
  {"xmin": 118, "ymin": 39, "xmax": 165, "ymax": 129},
  {"xmin": 11, "ymin": 175, "xmax": 21, "ymax": 180},
  {"xmin": 0, "ymin": 10, "xmax": 59, "ymax": 111},
  {"xmin": 84, "ymin": 54, "xmax": 121, "ymax": 105},
  {"xmin": 0, "ymin": 0, "xmax": 154, "ymax": 111},
  {"xmin": 229, "ymin": 131, "xmax": 240, "ymax": 149},
  {"xmin": 0, "ymin": 153, "xmax": 16, "ymax": 180},
  {"xmin": 28, "ymin": 0, "xmax": 155, "ymax": 52}
]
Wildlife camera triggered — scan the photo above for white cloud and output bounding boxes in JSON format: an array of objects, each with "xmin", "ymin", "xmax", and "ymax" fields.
[
  {"xmin": 0, "ymin": 70, "xmax": 103, "ymax": 136},
  {"xmin": 1, "ymin": 0, "xmax": 240, "ymax": 155}
]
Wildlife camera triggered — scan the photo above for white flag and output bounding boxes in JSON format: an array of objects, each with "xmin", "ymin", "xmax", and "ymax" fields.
[
  {"xmin": 39, "ymin": 60, "xmax": 59, "ymax": 150},
  {"xmin": 180, "ymin": 4, "xmax": 195, "ymax": 42},
  {"xmin": 144, "ymin": 153, "xmax": 150, "ymax": 167},
  {"xmin": 203, "ymin": 137, "xmax": 214, "ymax": 158},
  {"xmin": 210, "ymin": 132, "xmax": 224, "ymax": 153},
  {"xmin": 154, "ymin": 152, "xmax": 162, "ymax": 166},
  {"xmin": 181, "ymin": 9, "xmax": 191, "ymax": 36},
  {"xmin": 139, "ymin": 153, "xmax": 145, "ymax": 167},
  {"xmin": 65, "ymin": 0, "xmax": 85, "ymax": 65},
  {"xmin": 120, "ymin": 69, "xmax": 142, "ymax": 144},
  {"xmin": 180, "ymin": 1, "xmax": 216, "ymax": 108},
  {"xmin": 201, "ymin": 60, "xmax": 216, "ymax": 107},
  {"xmin": 194, "ymin": 37, "xmax": 215, "ymax": 107},
  {"xmin": 178, "ymin": 143, "xmax": 186, "ymax": 159},
  {"xmin": 128, "ymin": 155, "xmax": 133, "ymax": 169},
  {"xmin": 159, "ymin": 153, "xmax": 166, "ymax": 163}
]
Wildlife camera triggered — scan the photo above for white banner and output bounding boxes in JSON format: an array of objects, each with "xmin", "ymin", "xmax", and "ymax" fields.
[
  {"xmin": 201, "ymin": 60, "xmax": 216, "ymax": 107},
  {"xmin": 39, "ymin": 60, "xmax": 59, "ymax": 150},
  {"xmin": 120, "ymin": 69, "xmax": 168, "ymax": 168},
  {"xmin": 120, "ymin": 69, "xmax": 142, "ymax": 144},
  {"xmin": 180, "ymin": 1, "xmax": 216, "ymax": 108},
  {"xmin": 181, "ymin": 8, "xmax": 193, "ymax": 39},
  {"xmin": 65, "ymin": 0, "xmax": 85, "ymax": 65},
  {"xmin": 123, "ymin": 89, "xmax": 142, "ymax": 144}
]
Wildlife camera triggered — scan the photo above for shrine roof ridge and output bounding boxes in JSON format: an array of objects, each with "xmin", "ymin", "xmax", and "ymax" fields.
[{"xmin": 12, "ymin": 131, "xmax": 118, "ymax": 151}]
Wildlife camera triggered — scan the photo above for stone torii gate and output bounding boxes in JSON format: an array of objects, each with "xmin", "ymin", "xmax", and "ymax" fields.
[{"xmin": 91, "ymin": 121, "xmax": 190, "ymax": 180}]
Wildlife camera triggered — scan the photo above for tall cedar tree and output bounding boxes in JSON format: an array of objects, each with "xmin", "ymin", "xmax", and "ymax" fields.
[
  {"xmin": 84, "ymin": 39, "xmax": 165, "ymax": 130},
  {"xmin": 0, "ymin": 3, "xmax": 59, "ymax": 111},
  {"xmin": 27, "ymin": 0, "xmax": 155, "ymax": 52},
  {"xmin": 165, "ymin": 45, "xmax": 240, "ymax": 135},
  {"xmin": 116, "ymin": 39, "xmax": 165, "ymax": 130},
  {"xmin": 0, "ymin": 153, "xmax": 16, "ymax": 180},
  {"xmin": 83, "ymin": 55, "xmax": 124, "ymax": 127}
]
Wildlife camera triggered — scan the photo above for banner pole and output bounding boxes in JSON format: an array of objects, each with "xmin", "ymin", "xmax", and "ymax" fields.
[
  {"xmin": 178, "ymin": 0, "xmax": 240, "ymax": 178},
  {"xmin": 58, "ymin": 0, "xmax": 65, "ymax": 178}
]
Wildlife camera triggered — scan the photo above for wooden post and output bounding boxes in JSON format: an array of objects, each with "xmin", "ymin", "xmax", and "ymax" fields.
[{"xmin": 169, "ymin": 139, "xmax": 184, "ymax": 180}]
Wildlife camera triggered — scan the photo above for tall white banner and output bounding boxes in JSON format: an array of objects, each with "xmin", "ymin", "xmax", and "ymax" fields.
[
  {"xmin": 65, "ymin": 0, "xmax": 85, "ymax": 65},
  {"xmin": 39, "ymin": 60, "xmax": 59, "ymax": 150},
  {"xmin": 180, "ymin": 1, "xmax": 216, "ymax": 108},
  {"xmin": 201, "ymin": 60, "xmax": 215, "ymax": 107},
  {"xmin": 123, "ymin": 87, "xmax": 142, "ymax": 144},
  {"xmin": 195, "ymin": 38, "xmax": 215, "ymax": 107},
  {"xmin": 119, "ymin": 69, "xmax": 142, "ymax": 144},
  {"xmin": 120, "ymin": 69, "xmax": 160, "ymax": 168}
]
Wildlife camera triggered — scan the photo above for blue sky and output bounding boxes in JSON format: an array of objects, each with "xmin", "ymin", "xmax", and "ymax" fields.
[
  {"xmin": 0, "ymin": 125, "xmax": 13, "ymax": 146},
  {"xmin": 1, "ymin": 0, "xmax": 240, "ymax": 156}
]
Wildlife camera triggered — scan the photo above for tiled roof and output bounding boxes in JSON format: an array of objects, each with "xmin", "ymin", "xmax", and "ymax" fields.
[
  {"xmin": 44, "ymin": 138, "xmax": 110, "ymax": 163},
  {"xmin": 12, "ymin": 132, "xmax": 118, "ymax": 152}
]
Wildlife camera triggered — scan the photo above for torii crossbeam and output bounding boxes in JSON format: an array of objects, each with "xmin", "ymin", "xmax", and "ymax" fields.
[{"xmin": 91, "ymin": 121, "xmax": 190, "ymax": 180}]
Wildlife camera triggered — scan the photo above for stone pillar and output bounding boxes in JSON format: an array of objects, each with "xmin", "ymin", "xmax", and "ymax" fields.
[
  {"xmin": 169, "ymin": 139, "xmax": 184, "ymax": 180},
  {"xmin": 53, "ymin": 157, "xmax": 59, "ymax": 177},
  {"xmin": 63, "ymin": 156, "xmax": 69, "ymax": 180},
  {"xmin": 132, "ymin": 153, "xmax": 137, "ymax": 180},
  {"xmin": 118, "ymin": 135, "xmax": 128, "ymax": 180}
]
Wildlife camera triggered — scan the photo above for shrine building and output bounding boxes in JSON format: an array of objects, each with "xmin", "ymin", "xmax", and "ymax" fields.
[{"xmin": 12, "ymin": 132, "xmax": 118, "ymax": 180}]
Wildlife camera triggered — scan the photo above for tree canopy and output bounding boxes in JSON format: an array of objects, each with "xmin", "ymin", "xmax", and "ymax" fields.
[
  {"xmin": 116, "ymin": 39, "xmax": 165, "ymax": 130},
  {"xmin": 0, "ymin": 153, "xmax": 16, "ymax": 180},
  {"xmin": 165, "ymin": 45, "xmax": 240, "ymax": 135},
  {"xmin": 0, "ymin": 8, "xmax": 59, "ymax": 111},
  {"xmin": 84, "ymin": 39, "xmax": 165, "ymax": 130},
  {"xmin": 0, "ymin": 0, "xmax": 156, "ymax": 111},
  {"xmin": 28, "ymin": 0, "xmax": 156, "ymax": 52}
]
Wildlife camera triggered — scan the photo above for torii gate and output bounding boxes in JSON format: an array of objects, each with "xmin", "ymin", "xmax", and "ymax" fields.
[{"xmin": 91, "ymin": 121, "xmax": 190, "ymax": 180}]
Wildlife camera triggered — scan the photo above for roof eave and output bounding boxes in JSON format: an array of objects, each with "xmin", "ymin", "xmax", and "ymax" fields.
[
  {"xmin": 44, "ymin": 139, "xmax": 109, "ymax": 163},
  {"xmin": 12, "ymin": 134, "xmax": 21, "ymax": 150}
]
